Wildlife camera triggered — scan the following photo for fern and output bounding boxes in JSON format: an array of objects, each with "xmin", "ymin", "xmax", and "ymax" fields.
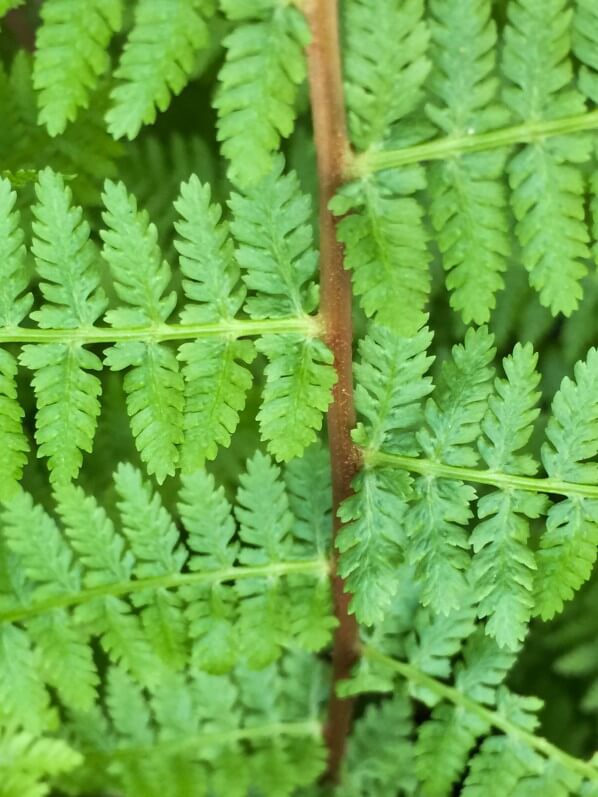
[
  {"xmin": 215, "ymin": 0, "xmax": 309, "ymax": 187},
  {"xmin": 107, "ymin": 0, "xmax": 214, "ymax": 140},
  {"xmin": 535, "ymin": 349, "xmax": 598, "ymax": 619},
  {"xmin": 34, "ymin": 0, "xmax": 123, "ymax": 136},
  {"xmin": 2, "ymin": 1, "xmax": 598, "ymax": 792},
  {"xmin": 20, "ymin": 169, "xmax": 105, "ymax": 484},
  {"xmin": 333, "ymin": 0, "xmax": 431, "ymax": 335},
  {"xmin": 426, "ymin": 0, "xmax": 511, "ymax": 323},
  {"xmin": 502, "ymin": 0, "xmax": 591, "ymax": 316}
]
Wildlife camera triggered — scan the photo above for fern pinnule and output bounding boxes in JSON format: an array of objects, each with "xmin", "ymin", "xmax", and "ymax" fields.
[
  {"xmin": 215, "ymin": 0, "xmax": 310, "ymax": 187},
  {"xmin": 106, "ymin": 0, "xmax": 214, "ymax": 140},
  {"xmin": 427, "ymin": 0, "xmax": 511, "ymax": 324},
  {"xmin": 502, "ymin": 0, "xmax": 591, "ymax": 317},
  {"xmin": 101, "ymin": 180, "xmax": 184, "ymax": 483},
  {"xmin": 472, "ymin": 343, "xmax": 545, "ymax": 649},
  {"xmin": 0, "ymin": 178, "xmax": 31, "ymax": 496},
  {"xmin": 34, "ymin": 0, "xmax": 123, "ymax": 136},
  {"xmin": 20, "ymin": 169, "xmax": 106, "ymax": 485}
]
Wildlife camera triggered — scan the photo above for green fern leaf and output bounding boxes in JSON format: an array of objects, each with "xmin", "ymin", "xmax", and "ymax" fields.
[
  {"xmin": 407, "ymin": 327, "xmax": 495, "ymax": 612},
  {"xmin": 331, "ymin": 165, "xmax": 431, "ymax": 337},
  {"xmin": 178, "ymin": 469, "xmax": 238, "ymax": 674},
  {"xmin": 101, "ymin": 180, "xmax": 184, "ymax": 482},
  {"xmin": 215, "ymin": 1, "xmax": 309, "ymax": 187},
  {"xmin": 337, "ymin": 324, "xmax": 434, "ymax": 625},
  {"xmin": 106, "ymin": 0, "xmax": 214, "ymax": 140},
  {"xmin": 175, "ymin": 175, "xmax": 255, "ymax": 468},
  {"xmin": 114, "ymin": 464, "xmax": 188, "ymax": 669},
  {"xmin": 230, "ymin": 162, "xmax": 335, "ymax": 459},
  {"xmin": 336, "ymin": 0, "xmax": 431, "ymax": 335},
  {"xmin": 535, "ymin": 348, "xmax": 598, "ymax": 619},
  {"xmin": 34, "ymin": 0, "xmax": 123, "ymax": 135},
  {"xmin": 472, "ymin": 343, "xmax": 546, "ymax": 649},
  {"xmin": 338, "ymin": 468, "xmax": 412, "ymax": 626},
  {"xmin": 229, "ymin": 159, "xmax": 319, "ymax": 319},
  {"xmin": 352, "ymin": 323, "xmax": 434, "ymax": 454},
  {"xmin": 427, "ymin": 0, "xmax": 510, "ymax": 324},
  {"xmin": 574, "ymin": 0, "xmax": 598, "ymax": 104},
  {"xmin": 342, "ymin": 692, "xmax": 416, "ymax": 796},
  {"xmin": 342, "ymin": 0, "xmax": 430, "ymax": 150},
  {"xmin": 20, "ymin": 169, "xmax": 105, "ymax": 484},
  {"xmin": 257, "ymin": 334, "xmax": 336, "ymax": 462},
  {"xmin": 0, "ymin": 732, "xmax": 82, "ymax": 797},
  {"xmin": 502, "ymin": 0, "xmax": 591, "ymax": 316},
  {"xmin": 0, "ymin": 624, "xmax": 54, "ymax": 733},
  {"xmin": 416, "ymin": 632, "xmax": 515, "ymax": 797},
  {"xmin": 0, "ymin": 178, "xmax": 31, "ymax": 496},
  {"xmin": 235, "ymin": 451, "xmax": 293, "ymax": 667},
  {"xmin": 53, "ymin": 483, "xmax": 160, "ymax": 683}
]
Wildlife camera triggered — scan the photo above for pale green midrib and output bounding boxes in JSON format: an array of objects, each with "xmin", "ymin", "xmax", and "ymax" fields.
[
  {"xmin": 366, "ymin": 450, "xmax": 598, "ymax": 499},
  {"xmin": 84, "ymin": 720, "xmax": 321, "ymax": 762},
  {"xmin": 0, "ymin": 316, "xmax": 321, "ymax": 345},
  {"xmin": 363, "ymin": 646, "xmax": 598, "ymax": 783},
  {"xmin": 351, "ymin": 110, "xmax": 598, "ymax": 175},
  {"xmin": 0, "ymin": 559, "xmax": 328, "ymax": 625}
]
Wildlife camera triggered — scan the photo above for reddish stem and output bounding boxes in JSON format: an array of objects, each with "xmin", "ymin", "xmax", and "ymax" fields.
[{"xmin": 305, "ymin": 0, "xmax": 360, "ymax": 783}]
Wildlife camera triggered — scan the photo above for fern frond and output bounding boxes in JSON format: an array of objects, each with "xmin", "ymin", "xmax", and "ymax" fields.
[
  {"xmin": 353, "ymin": 323, "xmax": 434, "ymax": 454},
  {"xmin": 337, "ymin": 468, "xmax": 412, "ymax": 625},
  {"xmin": 0, "ymin": 178, "xmax": 31, "ymax": 496},
  {"xmin": 502, "ymin": 0, "xmax": 591, "ymax": 315},
  {"xmin": 574, "ymin": 0, "xmax": 598, "ymax": 104},
  {"xmin": 427, "ymin": 0, "xmax": 510, "ymax": 324},
  {"xmin": 19, "ymin": 169, "xmax": 105, "ymax": 484},
  {"xmin": 341, "ymin": 691, "xmax": 416, "ymax": 796},
  {"xmin": 336, "ymin": 0, "xmax": 431, "ymax": 334},
  {"xmin": 0, "ymin": 732, "xmax": 82, "ymax": 797},
  {"xmin": 230, "ymin": 162, "xmax": 335, "ymax": 459},
  {"xmin": 175, "ymin": 175, "xmax": 255, "ymax": 468},
  {"xmin": 215, "ymin": 0, "xmax": 309, "ymax": 187},
  {"xmin": 472, "ymin": 343, "xmax": 545, "ymax": 649},
  {"xmin": 101, "ymin": 180, "xmax": 183, "ymax": 482},
  {"xmin": 106, "ymin": 0, "xmax": 214, "ymax": 140},
  {"xmin": 285, "ymin": 444, "xmax": 332, "ymax": 555},
  {"xmin": 535, "ymin": 349, "xmax": 598, "ymax": 619},
  {"xmin": 257, "ymin": 334, "xmax": 336, "ymax": 462},
  {"xmin": 235, "ymin": 451, "xmax": 293, "ymax": 667},
  {"xmin": 331, "ymin": 162, "xmax": 431, "ymax": 336},
  {"xmin": 407, "ymin": 327, "xmax": 495, "ymax": 612},
  {"xmin": 34, "ymin": 0, "xmax": 123, "ymax": 135},
  {"xmin": 230, "ymin": 159, "xmax": 319, "ymax": 319},
  {"xmin": 114, "ymin": 465, "xmax": 188, "ymax": 669},
  {"xmin": 415, "ymin": 632, "xmax": 515, "ymax": 797},
  {"xmin": 342, "ymin": 0, "xmax": 430, "ymax": 151},
  {"xmin": 177, "ymin": 469, "xmax": 238, "ymax": 673},
  {"xmin": 0, "ymin": 624, "xmax": 55, "ymax": 732}
]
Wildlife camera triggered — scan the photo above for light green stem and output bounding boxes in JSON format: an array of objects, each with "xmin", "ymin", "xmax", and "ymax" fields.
[
  {"xmin": 0, "ymin": 559, "xmax": 329, "ymax": 625},
  {"xmin": 363, "ymin": 646, "xmax": 598, "ymax": 783},
  {"xmin": 87, "ymin": 720, "xmax": 322, "ymax": 762},
  {"xmin": 351, "ymin": 110, "xmax": 598, "ymax": 176},
  {"xmin": 0, "ymin": 316, "xmax": 321, "ymax": 345},
  {"xmin": 366, "ymin": 450, "xmax": 598, "ymax": 500}
]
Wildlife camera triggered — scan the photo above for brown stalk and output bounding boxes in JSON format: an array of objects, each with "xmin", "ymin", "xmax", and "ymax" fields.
[{"xmin": 305, "ymin": 0, "xmax": 361, "ymax": 783}]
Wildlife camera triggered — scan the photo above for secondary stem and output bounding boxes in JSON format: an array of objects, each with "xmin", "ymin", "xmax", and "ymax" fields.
[
  {"xmin": 363, "ymin": 646, "xmax": 598, "ymax": 783},
  {"xmin": 366, "ymin": 450, "xmax": 598, "ymax": 499},
  {"xmin": 305, "ymin": 0, "xmax": 360, "ymax": 782}
]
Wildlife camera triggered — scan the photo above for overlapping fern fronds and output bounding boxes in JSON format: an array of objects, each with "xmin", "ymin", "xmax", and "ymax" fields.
[
  {"xmin": 338, "ymin": 0, "xmax": 598, "ymax": 330},
  {"xmin": 0, "ymin": 450, "xmax": 333, "ymax": 730},
  {"xmin": 0, "ymin": 160, "xmax": 335, "ymax": 489},
  {"xmin": 341, "ymin": 323, "xmax": 598, "ymax": 645}
]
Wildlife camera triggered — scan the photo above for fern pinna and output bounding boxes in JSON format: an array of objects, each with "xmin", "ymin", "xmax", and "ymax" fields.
[{"xmin": 1, "ymin": 0, "xmax": 598, "ymax": 795}]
